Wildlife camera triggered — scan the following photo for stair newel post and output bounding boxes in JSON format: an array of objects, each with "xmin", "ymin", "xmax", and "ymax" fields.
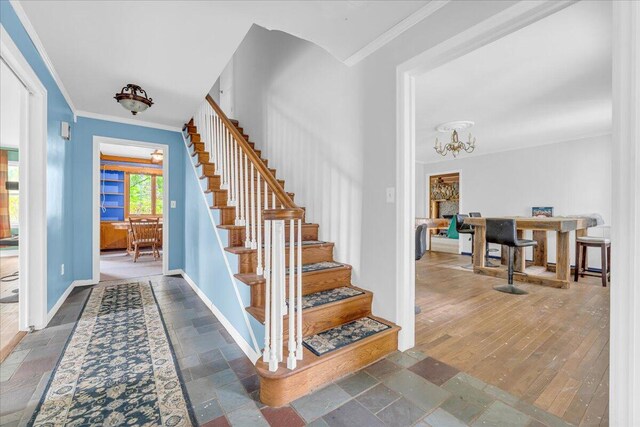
[
  {"xmin": 256, "ymin": 173, "xmax": 263, "ymax": 275},
  {"xmin": 287, "ymin": 218, "xmax": 297, "ymax": 370},
  {"xmin": 243, "ymin": 152, "xmax": 250, "ymax": 246},
  {"xmin": 296, "ymin": 218, "xmax": 303, "ymax": 360},
  {"xmin": 263, "ymin": 218, "xmax": 271, "ymax": 364},
  {"xmin": 278, "ymin": 219, "xmax": 286, "ymax": 363},
  {"xmin": 250, "ymin": 164, "xmax": 257, "ymax": 250}
]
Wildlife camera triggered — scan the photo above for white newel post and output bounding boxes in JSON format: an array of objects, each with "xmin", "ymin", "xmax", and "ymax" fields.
[
  {"xmin": 296, "ymin": 218, "xmax": 303, "ymax": 359},
  {"xmin": 256, "ymin": 173, "xmax": 263, "ymax": 275},
  {"xmin": 287, "ymin": 219, "xmax": 297, "ymax": 369}
]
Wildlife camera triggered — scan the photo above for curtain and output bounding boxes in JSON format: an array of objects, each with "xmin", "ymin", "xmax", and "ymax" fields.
[{"xmin": 0, "ymin": 150, "xmax": 10, "ymax": 238}]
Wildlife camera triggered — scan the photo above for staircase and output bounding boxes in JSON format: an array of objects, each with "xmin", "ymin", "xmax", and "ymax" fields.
[{"xmin": 184, "ymin": 96, "xmax": 399, "ymax": 407}]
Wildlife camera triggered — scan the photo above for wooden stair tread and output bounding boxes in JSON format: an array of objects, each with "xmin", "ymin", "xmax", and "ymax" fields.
[
  {"xmin": 225, "ymin": 241, "xmax": 334, "ymax": 255},
  {"xmin": 235, "ymin": 263, "xmax": 351, "ymax": 286},
  {"xmin": 218, "ymin": 223, "xmax": 318, "ymax": 231},
  {"xmin": 255, "ymin": 315, "xmax": 399, "ymax": 379},
  {"xmin": 246, "ymin": 286, "xmax": 371, "ymax": 320}
]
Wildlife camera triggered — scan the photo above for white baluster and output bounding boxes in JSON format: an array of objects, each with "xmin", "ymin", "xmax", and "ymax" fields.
[
  {"xmin": 263, "ymin": 218, "xmax": 271, "ymax": 363},
  {"xmin": 243, "ymin": 152, "xmax": 250, "ymax": 242},
  {"xmin": 287, "ymin": 218, "xmax": 297, "ymax": 370},
  {"xmin": 256, "ymin": 173, "xmax": 263, "ymax": 275},
  {"xmin": 278, "ymin": 220, "xmax": 285, "ymax": 363},
  {"xmin": 296, "ymin": 218, "xmax": 303, "ymax": 360},
  {"xmin": 272, "ymin": 192, "xmax": 276, "ymax": 209},
  {"xmin": 267, "ymin": 220, "xmax": 278, "ymax": 371},
  {"xmin": 250, "ymin": 163, "xmax": 257, "ymax": 249},
  {"xmin": 264, "ymin": 179, "xmax": 270, "ymax": 210},
  {"xmin": 222, "ymin": 128, "xmax": 229, "ymax": 191}
]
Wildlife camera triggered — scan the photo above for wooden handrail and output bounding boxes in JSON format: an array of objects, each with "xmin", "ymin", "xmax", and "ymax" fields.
[
  {"xmin": 205, "ymin": 95, "xmax": 297, "ymax": 210},
  {"xmin": 263, "ymin": 208, "xmax": 305, "ymax": 221}
]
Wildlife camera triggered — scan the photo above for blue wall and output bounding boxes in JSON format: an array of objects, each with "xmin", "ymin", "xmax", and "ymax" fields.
[
  {"xmin": 2, "ymin": 2, "xmax": 75, "ymax": 310},
  {"xmin": 183, "ymin": 143, "xmax": 263, "ymax": 351},
  {"xmin": 72, "ymin": 117, "xmax": 186, "ymax": 279}
]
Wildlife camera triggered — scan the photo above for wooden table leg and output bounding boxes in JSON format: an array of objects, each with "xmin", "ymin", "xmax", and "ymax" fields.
[
  {"xmin": 473, "ymin": 225, "xmax": 486, "ymax": 268},
  {"xmin": 533, "ymin": 230, "xmax": 547, "ymax": 268},
  {"xmin": 556, "ymin": 231, "xmax": 571, "ymax": 285},
  {"xmin": 514, "ymin": 230, "xmax": 526, "ymax": 272}
]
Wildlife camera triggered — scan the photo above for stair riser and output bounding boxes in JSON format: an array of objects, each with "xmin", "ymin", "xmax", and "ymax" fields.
[
  {"xmin": 189, "ymin": 133, "xmax": 201, "ymax": 143},
  {"xmin": 212, "ymin": 207, "xmax": 236, "ymax": 226},
  {"xmin": 258, "ymin": 329, "xmax": 399, "ymax": 407},
  {"xmin": 211, "ymin": 190, "xmax": 228, "ymax": 207},
  {"xmin": 193, "ymin": 152, "xmax": 209, "ymax": 164},
  {"xmin": 250, "ymin": 268, "xmax": 352, "ymax": 306},
  {"xmin": 198, "ymin": 164, "xmax": 215, "ymax": 176},
  {"xmin": 236, "ymin": 245, "xmax": 334, "ymax": 274},
  {"xmin": 225, "ymin": 224, "xmax": 318, "ymax": 248},
  {"xmin": 191, "ymin": 142, "xmax": 205, "ymax": 152},
  {"xmin": 184, "ymin": 125, "xmax": 196, "ymax": 133},
  {"xmin": 203, "ymin": 176, "xmax": 221, "ymax": 190},
  {"xmin": 282, "ymin": 294, "xmax": 372, "ymax": 339}
]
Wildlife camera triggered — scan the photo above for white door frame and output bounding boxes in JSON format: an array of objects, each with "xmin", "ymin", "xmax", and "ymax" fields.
[
  {"xmin": 92, "ymin": 136, "xmax": 170, "ymax": 281},
  {"xmin": 396, "ymin": 1, "xmax": 639, "ymax": 425},
  {"xmin": 1, "ymin": 25, "xmax": 48, "ymax": 330}
]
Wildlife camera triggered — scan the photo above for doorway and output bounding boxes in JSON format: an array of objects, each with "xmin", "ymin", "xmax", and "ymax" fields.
[
  {"xmin": 92, "ymin": 137, "xmax": 169, "ymax": 282},
  {"xmin": 0, "ymin": 58, "xmax": 27, "ymax": 360},
  {"xmin": 0, "ymin": 25, "xmax": 48, "ymax": 354}
]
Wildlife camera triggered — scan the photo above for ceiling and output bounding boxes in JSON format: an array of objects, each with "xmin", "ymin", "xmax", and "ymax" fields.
[
  {"xmin": 415, "ymin": 0, "xmax": 612, "ymax": 164},
  {"xmin": 100, "ymin": 143, "xmax": 159, "ymax": 160},
  {"xmin": 17, "ymin": 0, "xmax": 427, "ymax": 128}
]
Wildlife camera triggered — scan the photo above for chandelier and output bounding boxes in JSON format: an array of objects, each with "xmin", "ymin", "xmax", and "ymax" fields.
[
  {"xmin": 114, "ymin": 84, "xmax": 154, "ymax": 115},
  {"xmin": 434, "ymin": 121, "xmax": 476, "ymax": 158}
]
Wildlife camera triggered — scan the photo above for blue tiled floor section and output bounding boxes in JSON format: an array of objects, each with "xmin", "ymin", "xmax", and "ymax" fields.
[{"xmin": 0, "ymin": 275, "xmax": 577, "ymax": 427}]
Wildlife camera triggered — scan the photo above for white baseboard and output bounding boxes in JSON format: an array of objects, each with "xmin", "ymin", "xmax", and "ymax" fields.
[
  {"xmin": 165, "ymin": 269, "xmax": 183, "ymax": 276},
  {"xmin": 72, "ymin": 278, "xmax": 97, "ymax": 287},
  {"xmin": 178, "ymin": 269, "xmax": 260, "ymax": 363}
]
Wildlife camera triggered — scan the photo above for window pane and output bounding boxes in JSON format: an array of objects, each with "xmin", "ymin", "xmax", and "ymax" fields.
[
  {"xmin": 129, "ymin": 174, "xmax": 152, "ymax": 215},
  {"xmin": 155, "ymin": 175, "xmax": 163, "ymax": 214}
]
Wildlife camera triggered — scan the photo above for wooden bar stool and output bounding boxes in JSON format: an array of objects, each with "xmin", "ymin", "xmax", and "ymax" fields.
[{"xmin": 574, "ymin": 236, "xmax": 610, "ymax": 287}]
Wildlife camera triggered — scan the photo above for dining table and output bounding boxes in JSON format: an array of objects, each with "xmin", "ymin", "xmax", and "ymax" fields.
[{"xmin": 464, "ymin": 216, "xmax": 593, "ymax": 289}]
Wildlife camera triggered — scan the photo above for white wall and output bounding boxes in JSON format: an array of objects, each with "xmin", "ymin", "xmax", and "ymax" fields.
[
  {"xmin": 227, "ymin": 25, "xmax": 365, "ymax": 280},
  {"xmin": 415, "ymin": 162, "xmax": 426, "ymax": 217},
  {"xmin": 218, "ymin": 1, "xmax": 518, "ymax": 324},
  {"xmin": 420, "ymin": 134, "xmax": 612, "ymax": 268}
]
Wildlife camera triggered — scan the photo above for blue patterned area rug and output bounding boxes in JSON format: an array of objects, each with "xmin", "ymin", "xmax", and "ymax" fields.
[
  {"xmin": 303, "ymin": 317, "xmax": 391, "ymax": 356},
  {"xmin": 29, "ymin": 281, "xmax": 196, "ymax": 427}
]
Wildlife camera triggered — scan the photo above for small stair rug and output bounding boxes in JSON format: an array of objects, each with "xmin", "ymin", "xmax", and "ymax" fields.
[
  {"xmin": 293, "ymin": 261, "xmax": 344, "ymax": 274},
  {"xmin": 303, "ymin": 317, "xmax": 391, "ymax": 356},
  {"xmin": 28, "ymin": 281, "xmax": 195, "ymax": 427},
  {"xmin": 292, "ymin": 286, "xmax": 364, "ymax": 310}
]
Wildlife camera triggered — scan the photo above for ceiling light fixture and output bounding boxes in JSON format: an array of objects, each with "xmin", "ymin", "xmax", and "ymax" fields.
[
  {"xmin": 114, "ymin": 84, "xmax": 154, "ymax": 115},
  {"xmin": 150, "ymin": 149, "xmax": 163, "ymax": 163},
  {"xmin": 434, "ymin": 121, "xmax": 476, "ymax": 158}
]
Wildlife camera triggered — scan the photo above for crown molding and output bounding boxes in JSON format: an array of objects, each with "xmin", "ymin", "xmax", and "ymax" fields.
[
  {"xmin": 344, "ymin": 0, "xmax": 450, "ymax": 66},
  {"xmin": 9, "ymin": 0, "xmax": 77, "ymax": 119},
  {"xmin": 76, "ymin": 110, "xmax": 182, "ymax": 133}
]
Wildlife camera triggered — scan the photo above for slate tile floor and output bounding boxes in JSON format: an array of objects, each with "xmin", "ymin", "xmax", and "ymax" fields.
[{"xmin": 0, "ymin": 275, "xmax": 575, "ymax": 427}]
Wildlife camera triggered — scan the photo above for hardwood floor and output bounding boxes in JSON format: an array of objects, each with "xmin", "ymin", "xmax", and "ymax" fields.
[
  {"xmin": 0, "ymin": 255, "xmax": 25, "ymax": 363},
  {"xmin": 415, "ymin": 251, "xmax": 609, "ymax": 426}
]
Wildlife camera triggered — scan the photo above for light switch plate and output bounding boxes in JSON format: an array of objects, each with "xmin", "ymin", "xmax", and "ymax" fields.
[
  {"xmin": 386, "ymin": 187, "xmax": 395, "ymax": 203},
  {"xmin": 170, "ymin": 200, "xmax": 176, "ymax": 208}
]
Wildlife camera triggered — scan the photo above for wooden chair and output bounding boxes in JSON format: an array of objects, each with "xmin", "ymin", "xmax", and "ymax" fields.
[
  {"xmin": 574, "ymin": 236, "xmax": 611, "ymax": 287},
  {"xmin": 128, "ymin": 218, "xmax": 160, "ymax": 262}
]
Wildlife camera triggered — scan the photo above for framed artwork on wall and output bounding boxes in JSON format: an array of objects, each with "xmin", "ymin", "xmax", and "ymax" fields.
[{"xmin": 532, "ymin": 206, "xmax": 554, "ymax": 217}]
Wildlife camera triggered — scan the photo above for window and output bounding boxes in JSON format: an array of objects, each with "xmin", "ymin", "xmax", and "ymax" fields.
[
  {"xmin": 8, "ymin": 163, "xmax": 19, "ymax": 228},
  {"xmin": 128, "ymin": 173, "xmax": 163, "ymax": 216}
]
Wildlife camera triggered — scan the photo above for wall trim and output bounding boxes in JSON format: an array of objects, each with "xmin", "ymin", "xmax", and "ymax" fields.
[
  {"xmin": 179, "ymin": 270, "xmax": 260, "ymax": 363},
  {"xmin": 45, "ymin": 281, "xmax": 74, "ymax": 326},
  {"xmin": 9, "ymin": 0, "xmax": 76, "ymax": 119},
  {"xmin": 181, "ymin": 131, "xmax": 261, "ymax": 354},
  {"xmin": 77, "ymin": 110, "xmax": 182, "ymax": 133},
  {"xmin": 344, "ymin": 0, "xmax": 450, "ymax": 66},
  {"xmin": 610, "ymin": 1, "xmax": 640, "ymax": 425},
  {"xmin": 1, "ymin": 24, "xmax": 48, "ymax": 332}
]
